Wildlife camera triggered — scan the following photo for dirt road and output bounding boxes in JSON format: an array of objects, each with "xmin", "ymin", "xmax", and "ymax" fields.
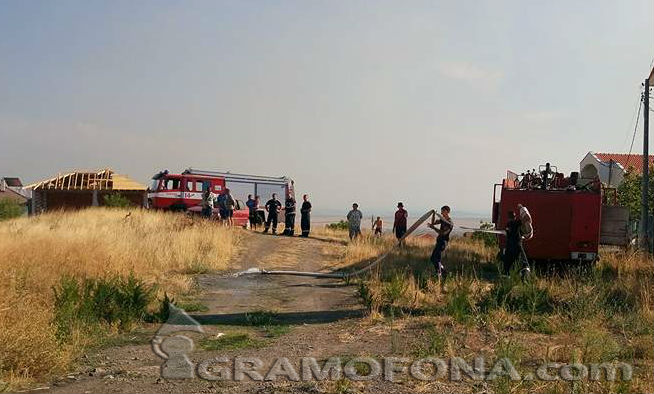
[{"xmin": 40, "ymin": 231, "xmax": 381, "ymax": 394}]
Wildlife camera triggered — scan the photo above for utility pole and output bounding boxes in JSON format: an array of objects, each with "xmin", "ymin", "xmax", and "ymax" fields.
[{"xmin": 641, "ymin": 69, "xmax": 653, "ymax": 251}]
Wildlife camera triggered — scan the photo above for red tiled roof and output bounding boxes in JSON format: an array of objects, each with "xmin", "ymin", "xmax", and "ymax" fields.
[{"xmin": 594, "ymin": 153, "xmax": 654, "ymax": 174}]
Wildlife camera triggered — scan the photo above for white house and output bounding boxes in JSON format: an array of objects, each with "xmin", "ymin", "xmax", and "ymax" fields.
[{"xmin": 580, "ymin": 152, "xmax": 654, "ymax": 187}]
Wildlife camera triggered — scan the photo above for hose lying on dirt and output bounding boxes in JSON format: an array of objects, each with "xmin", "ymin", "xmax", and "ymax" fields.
[{"xmin": 234, "ymin": 209, "xmax": 441, "ymax": 279}]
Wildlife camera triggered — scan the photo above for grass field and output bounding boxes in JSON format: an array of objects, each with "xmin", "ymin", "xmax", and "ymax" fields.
[
  {"xmin": 0, "ymin": 208, "xmax": 238, "ymax": 388},
  {"xmin": 1, "ymin": 212, "xmax": 652, "ymax": 393},
  {"xmin": 341, "ymin": 230, "xmax": 654, "ymax": 393}
]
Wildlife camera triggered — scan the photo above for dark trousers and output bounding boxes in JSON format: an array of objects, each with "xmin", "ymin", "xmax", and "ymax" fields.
[
  {"xmin": 264, "ymin": 212, "xmax": 278, "ymax": 233},
  {"xmin": 202, "ymin": 206, "xmax": 212, "ymax": 218},
  {"xmin": 395, "ymin": 226, "xmax": 407, "ymax": 239},
  {"xmin": 284, "ymin": 213, "xmax": 295, "ymax": 236},
  {"xmin": 503, "ymin": 240, "xmax": 529, "ymax": 274},
  {"xmin": 301, "ymin": 213, "xmax": 310, "ymax": 237},
  {"xmin": 430, "ymin": 238, "xmax": 448, "ymax": 276}
]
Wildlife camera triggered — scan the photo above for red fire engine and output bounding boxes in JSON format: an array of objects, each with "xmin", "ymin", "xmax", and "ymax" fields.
[
  {"xmin": 492, "ymin": 163, "xmax": 629, "ymax": 263},
  {"xmin": 148, "ymin": 169, "xmax": 295, "ymax": 227}
]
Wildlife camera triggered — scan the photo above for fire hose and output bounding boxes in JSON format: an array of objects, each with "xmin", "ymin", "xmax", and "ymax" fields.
[{"xmin": 234, "ymin": 209, "xmax": 466, "ymax": 279}]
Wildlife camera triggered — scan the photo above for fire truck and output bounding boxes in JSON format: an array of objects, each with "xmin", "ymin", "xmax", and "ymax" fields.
[
  {"xmin": 148, "ymin": 168, "xmax": 295, "ymax": 226},
  {"xmin": 492, "ymin": 163, "xmax": 630, "ymax": 263}
]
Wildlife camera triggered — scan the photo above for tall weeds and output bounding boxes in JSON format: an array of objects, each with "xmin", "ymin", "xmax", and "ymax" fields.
[{"xmin": 0, "ymin": 208, "xmax": 238, "ymax": 386}]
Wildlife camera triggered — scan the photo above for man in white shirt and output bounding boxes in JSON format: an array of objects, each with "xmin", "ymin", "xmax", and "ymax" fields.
[{"xmin": 346, "ymin": 203, "xmax": 363, "ymax": 240}]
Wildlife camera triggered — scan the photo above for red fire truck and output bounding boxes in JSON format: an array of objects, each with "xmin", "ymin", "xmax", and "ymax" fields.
[
  {"xmin": 492, "ymin": 163, "xmax": 630, "ymax": 263},
  {"xmin": 148, "ymin": 169, "xmax": 295, "ymax": 227}
]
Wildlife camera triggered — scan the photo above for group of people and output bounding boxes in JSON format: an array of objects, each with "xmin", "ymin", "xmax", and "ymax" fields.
[
  {"xmin": 348, "ymin": 201, "xmax": 534, "ymax": 280},
  {"xmin": 257, "ymin": 193, "xmax": 312, "ymax": 237},
  {"xmin": 203, "ymin": 188, "xmax": 534, "ymax": 279},
  {"xmin": 347, "ymin": 202, "xmax": 454, "ymax": 279},
  {"xmin": 201, "ymin": 187, "xmax": 237, "ymax": 226},
  {"xmin": 202, "ymin": 189, "xmax": 313, "ymax": 237}
]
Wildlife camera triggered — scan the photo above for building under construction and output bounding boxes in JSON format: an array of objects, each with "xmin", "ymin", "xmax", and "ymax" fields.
[{"xmin": 28, "ymin": 169, "xmax": 147, "ymax": 214}]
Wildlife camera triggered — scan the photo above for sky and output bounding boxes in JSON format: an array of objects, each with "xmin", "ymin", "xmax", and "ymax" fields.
[{"xmin": 1, "ymin": 0, "xmax": 652, "ymax": 216}]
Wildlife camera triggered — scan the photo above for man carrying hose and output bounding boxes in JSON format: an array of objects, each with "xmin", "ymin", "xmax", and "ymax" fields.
[{"xmin": 427, "ymin": 205, "xmax": 453, "ymax": 280}]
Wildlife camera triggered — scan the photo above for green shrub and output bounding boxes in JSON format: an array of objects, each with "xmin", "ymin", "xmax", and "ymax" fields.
[
  {"xmin": 326, "ymin": 220, "xmax": 350, "ymax": 230},
  {"xmin": 149, "ymin": 293, "xmax": 174, "ymax": 323},
  {"xmin": 445, "ymin": 281, "xmax": 476, "ymax": 324},
  {"xmin": 471, "ymin": 221, "xmax": 499, "ymax": 247},
  {"xmin": 0, "ymin": 197, "xmax": 23, "ymax": 221},
  {"xmin": 244, "ymin": 310, "xmax": 279, "ymax": 326},
  {"xmin": 103, "ymin": 193, "xmax": 132, "ymax": 208},
  {"xmin": 53, "ymin": 273, "xmax": 155, "ymax": 340},
  {"xmin": 480, "ymin": 274, "xmax": 553, "ymax": 317}
]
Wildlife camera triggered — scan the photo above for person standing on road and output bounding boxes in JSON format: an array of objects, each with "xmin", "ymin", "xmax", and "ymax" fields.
[
  {"xmin": 300, "ymin": 194, "xmax": 312, "ymax": 237},
  {"xmin": 393, "ymin": 202, "xmax": 408, "ymax": 247},
  {"xmin": 224, "ymin": 188, "xmax": 236, "ymax": 226},
  {"xmin": 246, "ymin": 194, "xmax": 257, "ymax": 230},
  {"xmin": 264, "ymin": 193, "xmax": 282, "ymax": 234},
  {"xmin": 283, "ymin": 194, "xmax": 297, "ymax": 236},
  {"xmin": 346, "ymin": 203, "xmax": 363, "ymax": 240},
  {"xmin": 201, "ymin": 188, "xmax": 215, "ymax": 219},
  {"xmin": 427, "ymin": 205, "xmax": 453, "ymax": 281}
]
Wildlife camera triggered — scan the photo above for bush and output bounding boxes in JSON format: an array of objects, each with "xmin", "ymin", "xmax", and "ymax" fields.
[
  {"xmin": 445, "ymin": 281, "xmax": 476, "ymax": 324},
  {"xmin": 480, "ymin": 274, "xmax": 553, "ymax": 316},
  {"xmin": 326, "ymin": 220, "xmax": 350, "ymax": 230},
  {"xmin": 53, "ymin": 273, "xmax": 155, "ymax": 340},
  {"xmin": 0, "ymin": 198, "xmax": 23, "ymax": 221},
  {"xmin": 471, "ymin": 221, "xmax": 498, "ymax": 248},
  {"xmin": 103, "ymin": 193, "xmax": 132, "ymax": 208}
]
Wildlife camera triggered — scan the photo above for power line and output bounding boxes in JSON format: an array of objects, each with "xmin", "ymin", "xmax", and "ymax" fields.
[{"xmin": 625, "ymin": 93, "xmax": 644, "ymax": 170}]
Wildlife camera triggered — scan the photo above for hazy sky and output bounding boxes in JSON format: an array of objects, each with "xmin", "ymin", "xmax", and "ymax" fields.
[{"xmin": 1, "ymin": 1, "xmax": 652, "ymax": 215}]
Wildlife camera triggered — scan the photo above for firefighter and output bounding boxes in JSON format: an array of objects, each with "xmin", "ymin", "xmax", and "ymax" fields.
[
  {"xmin": 283, "ymin": 194, "xmax": 296, "ymax": 236},
  {"xmin": 427, "ymin": 205, "xmax": 453, "ymax": 281},
  {"xmin": 300, "ymin": 194, "xmax": 312, "ymax": 237},
  {"xmin": 264, "ymin": 193, "xmax": 282, "ymax": 234},
  {"xmin": 516, "ymin": 204, "xmax": 532, "ymax": 279},
  {"xmin": 502, "ymin": 211, "xmax": 523, "ymax": 274}
]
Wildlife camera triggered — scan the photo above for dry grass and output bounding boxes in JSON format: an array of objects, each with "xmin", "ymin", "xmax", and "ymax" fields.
[
  {"xmin": 0, "ymin": 208, "xmax": 238, "ymax": 387},
  {"xmin": 345, "ymin": 229, "xmax": 654, "ymax": 393}
]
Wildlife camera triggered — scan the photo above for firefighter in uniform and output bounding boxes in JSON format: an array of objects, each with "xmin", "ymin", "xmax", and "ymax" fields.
[
  {"xmin": 264, "ymin": 193, "xmax": 282, "ymax": 234},
  {"xmin": 300, "ymin": 194, "xmax": 312, "ymax": 237},
  {"xmin": 283, "ymin": 194, "xmax": 296, "ymax": 236}
]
